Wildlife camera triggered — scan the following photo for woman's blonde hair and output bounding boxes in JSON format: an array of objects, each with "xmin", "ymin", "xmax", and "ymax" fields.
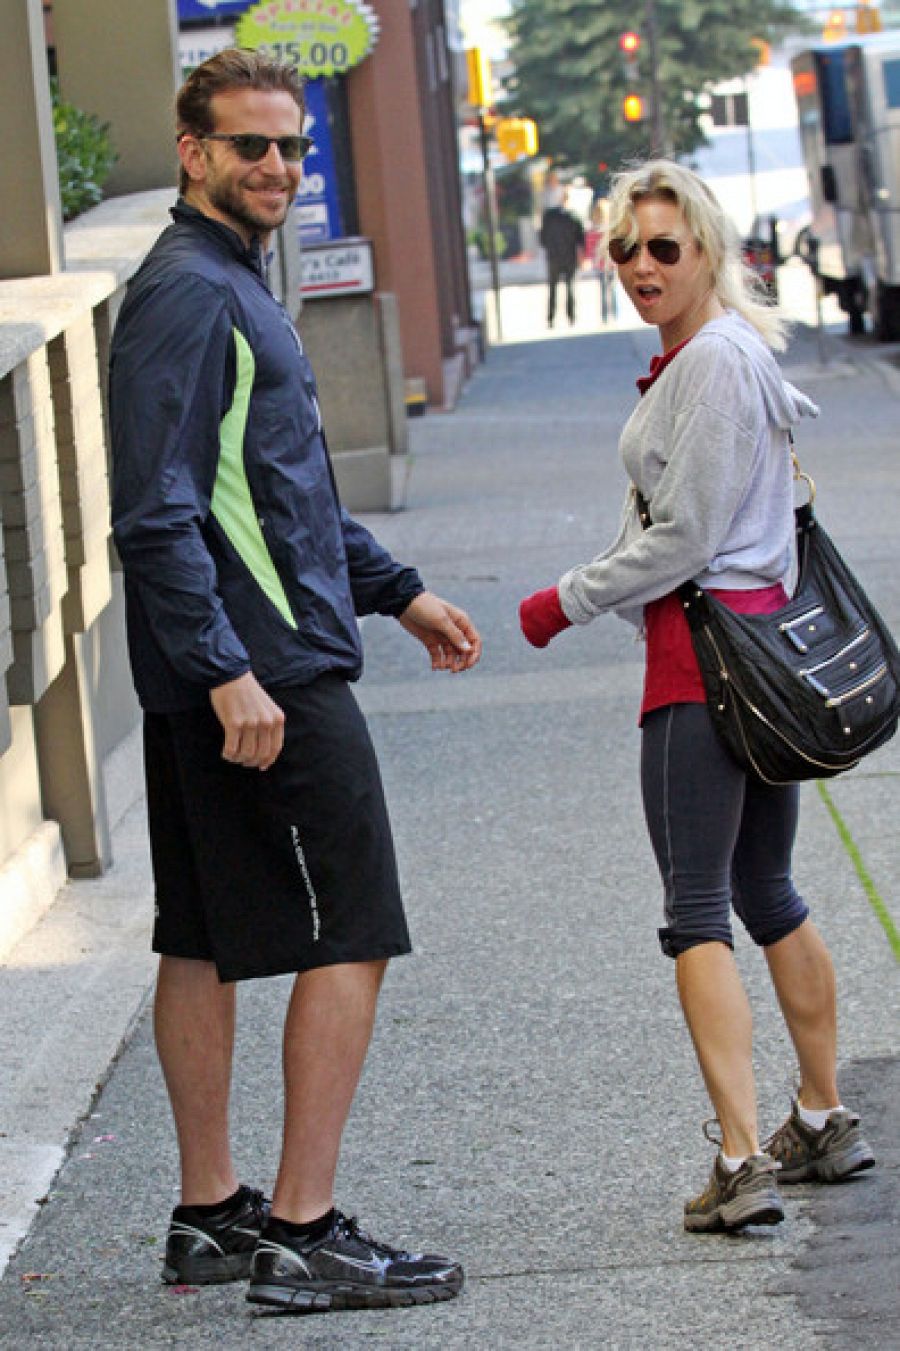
[{"xmin": 606, "ymin": 159, "xmax": 787, "ymax": 351}]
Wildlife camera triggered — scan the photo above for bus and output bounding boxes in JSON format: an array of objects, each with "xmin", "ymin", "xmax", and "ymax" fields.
[{"xmin": 792, "ymin": 32, "xmax": 900, "ymax": 338}]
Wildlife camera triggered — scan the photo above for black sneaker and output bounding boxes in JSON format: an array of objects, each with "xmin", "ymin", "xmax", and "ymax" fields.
[
  {"xmin": 246, "ymin": 1211, "xmax": 464, "ymax": 1312},
  {"xmin": 162, "ymin": 1185, "xmax": 270, "ymax": 1285}
]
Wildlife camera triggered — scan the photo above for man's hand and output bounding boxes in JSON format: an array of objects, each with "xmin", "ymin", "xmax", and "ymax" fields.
[
  {"xmin": 398, "ymin": 591, "xmax": 482, "ymax": 672},
  {"xmin": 209, "ymin": 672, "xmax": 286, "ymax": 770}
]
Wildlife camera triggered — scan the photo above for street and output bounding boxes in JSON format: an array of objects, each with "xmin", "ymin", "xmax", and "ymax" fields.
[{"xmin": 0, "ymin": 280, "xmax": 898, "ymax": 1348}]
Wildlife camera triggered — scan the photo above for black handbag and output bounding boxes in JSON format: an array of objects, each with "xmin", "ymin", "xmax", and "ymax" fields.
[{"xmin": 635, "ymin": 456, "xmax": 900, "ymax": 785}]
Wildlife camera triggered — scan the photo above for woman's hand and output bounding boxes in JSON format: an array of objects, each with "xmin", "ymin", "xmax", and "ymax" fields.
[{"xmin": 519, "ymin": 587, "xmax": 572, "ymax": 648}]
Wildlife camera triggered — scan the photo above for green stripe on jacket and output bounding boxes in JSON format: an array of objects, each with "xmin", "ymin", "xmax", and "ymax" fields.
[{"xmin": 211, "ymin": 328, "xmax": 297, "ymax": 630}]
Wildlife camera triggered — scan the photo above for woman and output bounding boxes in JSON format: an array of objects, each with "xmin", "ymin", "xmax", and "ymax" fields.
[{"xmin": 519, "ymin": 161, "xmax": 874, "ymax": 1232}]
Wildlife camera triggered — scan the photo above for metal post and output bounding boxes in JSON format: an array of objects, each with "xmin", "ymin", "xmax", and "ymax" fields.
[
  {"xmin": 744, "ymin": 77, "xmax": 759, "ymax": 229},
  {"xmin": 478, "ymin": 111, "xmax": 503, "ymax": 342},
  {"xmin": 644, "ymin": 0, "xmax": 665, "ymax": 158}
]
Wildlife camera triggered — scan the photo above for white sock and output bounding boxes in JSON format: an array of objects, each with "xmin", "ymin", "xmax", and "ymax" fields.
[
  {"xmin": 720, "ymin": 1152, "xmax": 746, "ymax": 1173},
  {"xmin": 798, "ymin": 1102, "xmax": 842, "ymax": 1131}
]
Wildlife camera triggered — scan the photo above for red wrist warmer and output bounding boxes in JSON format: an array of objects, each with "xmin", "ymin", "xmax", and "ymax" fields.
[{"xmin": 519, "ymin": 587, "xmax": 572, "ymax": 648}]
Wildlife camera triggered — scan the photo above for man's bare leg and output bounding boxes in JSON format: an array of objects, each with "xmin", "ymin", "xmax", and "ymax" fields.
[
  {"xmin": 271, "ymin": 959, "xmax": 387, "ymax": 1222},
  {"xmin": 154, "ymin": 955, "xmax": 239, "ymax": 1206}
]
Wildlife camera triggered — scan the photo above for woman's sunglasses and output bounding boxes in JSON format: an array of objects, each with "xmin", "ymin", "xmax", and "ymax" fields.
[
  {"xmin": 187, "ymin": 132, "xmax": 314, "ymax": 162},
  {"xmin": 608, "ymin": 236, "xmax": 683, "ymax": 266}
]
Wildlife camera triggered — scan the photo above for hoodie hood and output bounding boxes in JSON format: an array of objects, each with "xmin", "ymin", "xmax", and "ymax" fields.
[{"xmin": 700, "ymin": 311, "xmax": 819, "ymax": 431}]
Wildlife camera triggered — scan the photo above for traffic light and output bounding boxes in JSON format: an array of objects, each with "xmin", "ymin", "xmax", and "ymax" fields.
[
  {"xmin": 495, "ymin": 117, "xmax": 539, "ymax": 162},
  {"xmin": 465, "ymin": 47, "xmax": 492, "ymax": 109},
  {"xmin": 619, "ymin": 30, "xmax": 643, "ymax": 126},
  {"xmin": 750, "ymin": 37, "xmax": 771, "ymax": 66},
  {"xmin": 823, "ymin": 8, "xmax": 847, "ymax": 41},
  {"xmin": 856, "ymin": 2, "xmax": 882, "ymax": 32}
]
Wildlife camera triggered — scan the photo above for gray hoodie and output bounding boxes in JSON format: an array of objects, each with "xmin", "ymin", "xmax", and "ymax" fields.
[{"xmin": 558, "ymin": 311, "xmax": 819, "ymax": 627}]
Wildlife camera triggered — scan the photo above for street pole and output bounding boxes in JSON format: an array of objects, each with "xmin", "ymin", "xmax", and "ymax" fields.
[
  {"xmin": 744, "ymin": 76, "xmax": 759, "ymax": 229},
  {"xmin": 478, "ymin": 111, "xmax": 503, "ymax": 342},
  {"xmin": 645, "ymin": 0, "xmax": 665, "ymax": 157}
]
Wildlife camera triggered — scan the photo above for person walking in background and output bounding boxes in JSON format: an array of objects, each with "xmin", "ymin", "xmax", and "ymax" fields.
[
  {"xmin": 588, "ymin": 196, "xmax": 618, "ymax": 324},
  {"xmin": 540, "ymin": 186, "xmax": 586, "ymax": 326},
  {"xmin": 519, "ymin": 161, "xmax": 874, "ymax": 1233},
  {"xmin": 110, "ymin": 48, "xmax": 480, "ymax": 1315}
]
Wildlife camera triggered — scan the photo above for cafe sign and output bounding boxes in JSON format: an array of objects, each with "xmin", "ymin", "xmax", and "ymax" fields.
[
  {"xmin": 300, "ymin": 239, "xmax": 374, "ymax": 300},
  {"xmin": 235, "ymin": 0, "xmax": 380, "ymax": 77}
]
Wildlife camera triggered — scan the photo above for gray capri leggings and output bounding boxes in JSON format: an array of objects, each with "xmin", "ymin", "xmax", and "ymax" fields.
[{"xmin": 640, "ymin": 702, "xmax": 809, "ymax": 958}]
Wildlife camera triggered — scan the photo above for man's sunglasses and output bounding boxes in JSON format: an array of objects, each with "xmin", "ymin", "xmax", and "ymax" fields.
[
  {"xmin": 608, "ymin": 236, "xmax": 683, "ymax": 266},
  {"xmin": 189, "ymin": 132, "xmax": 314, "ymax": 162}
]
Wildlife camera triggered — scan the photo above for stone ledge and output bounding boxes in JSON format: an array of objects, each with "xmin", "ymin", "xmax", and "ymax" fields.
[{"xmin": 0, "ymin": 190, "xmax": 174, "ymax": 381}]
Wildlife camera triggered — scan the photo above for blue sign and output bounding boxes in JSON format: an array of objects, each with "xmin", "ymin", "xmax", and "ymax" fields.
[
  {"xmin": 177, "ymin": 0, "xmax": 251, "ymax": 23},
  {"xmin": 294, "ymin": 79, "xmax": 343, "ymax": 245}
]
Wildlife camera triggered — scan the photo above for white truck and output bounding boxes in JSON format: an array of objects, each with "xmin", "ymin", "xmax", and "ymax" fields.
[{"xmin": 791, "ymin": 32, "xmax": 900, "ymax": 338}]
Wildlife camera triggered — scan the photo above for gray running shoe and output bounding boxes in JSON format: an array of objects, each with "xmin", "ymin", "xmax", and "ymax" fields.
[
  {"xmin": 764, "ymin": 1099, "xmax": 875, "ymax": 1184},
  {"xmin": 684, "ymin": 1150, "xmax": 784, "ymax": 1233}
]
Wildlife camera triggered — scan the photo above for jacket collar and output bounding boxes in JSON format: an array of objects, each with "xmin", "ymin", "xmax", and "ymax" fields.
[{"xmin": 171, "ymin": 198, "xmax": 266, "ymax": 279}]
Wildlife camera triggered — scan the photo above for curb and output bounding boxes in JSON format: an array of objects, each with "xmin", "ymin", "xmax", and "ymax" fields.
[{"xmin": 0, "ymin": 823, "xmax": 66, "ymax": 966}]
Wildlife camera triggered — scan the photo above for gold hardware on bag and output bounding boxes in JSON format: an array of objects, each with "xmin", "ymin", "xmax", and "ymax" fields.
[{"xmin": 791, "ymin": 448, "xmax": 816, "ymax": 505}]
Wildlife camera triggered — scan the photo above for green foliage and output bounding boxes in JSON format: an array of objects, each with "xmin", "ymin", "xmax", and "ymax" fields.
[
  {"xmin": 51, "ymin": 80, "xmax": 117, "ymax": 221},
  {"xmin": 467, "ymin": 225, "xmax": 507, "ymax": 260},
  {"xmin": 506, "ymin": 0, "xmax": 810, "ymax": 188}
]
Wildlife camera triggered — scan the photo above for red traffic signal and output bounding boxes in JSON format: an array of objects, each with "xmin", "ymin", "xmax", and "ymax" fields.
[
  {"xmin": 619, "ymin": 30, "xmax": 641, "ymax": 56},
  {"xmin": 623, "ymin": 93, "xmax": 644, "ymax": 123}
]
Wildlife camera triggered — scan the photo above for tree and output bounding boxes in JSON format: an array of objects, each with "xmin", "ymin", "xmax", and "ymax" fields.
[{"xmin": 506, "ymin": 0, "xmax": 809, "ymax": 189}]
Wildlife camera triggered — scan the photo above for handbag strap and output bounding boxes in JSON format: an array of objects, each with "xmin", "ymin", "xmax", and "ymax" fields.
[
  {"xmin": 789, "ymin": 430, "xmax": 817, "ymax": 507},
  {"xmin": 632, "ymin": 487, "xmax": 710, "ymax": 630}
]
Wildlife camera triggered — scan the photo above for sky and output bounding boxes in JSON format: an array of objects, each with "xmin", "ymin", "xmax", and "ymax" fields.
[{"xmin": 460, "ymin": 0, "xmax": 511, "ymax": 50}]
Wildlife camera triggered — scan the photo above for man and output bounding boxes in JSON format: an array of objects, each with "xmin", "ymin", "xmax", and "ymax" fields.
[
  {"xmin": 109, "ymin": 48, "xmax": 480, "ymax": 1315},
  {"xmin": 539, "ymin": 188, "xmax": 586, "ymax": 326}
]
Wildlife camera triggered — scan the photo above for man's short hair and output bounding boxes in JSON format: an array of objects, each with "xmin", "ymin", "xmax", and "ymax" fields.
[{"xmin": 176, "ymin": 48, "xmax": 305, "ymax": 192}]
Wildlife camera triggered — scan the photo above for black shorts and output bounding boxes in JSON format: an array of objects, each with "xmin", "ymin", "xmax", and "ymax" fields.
[{"xmin": 144, "ymin": 674, "xmax": 411, "ymax": 982}]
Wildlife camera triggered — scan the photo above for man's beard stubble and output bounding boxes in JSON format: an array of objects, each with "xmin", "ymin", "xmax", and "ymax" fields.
[{"xmin": 208, "ymin": 177, "xmax": 292, "ymax": 239}]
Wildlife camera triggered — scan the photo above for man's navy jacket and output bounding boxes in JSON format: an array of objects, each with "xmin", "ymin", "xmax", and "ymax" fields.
[{"xmin": 110, "ymin": 201, "xmax": 422, "ymax": 712}]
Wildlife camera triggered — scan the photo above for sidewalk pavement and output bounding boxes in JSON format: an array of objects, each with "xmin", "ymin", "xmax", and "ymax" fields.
[{"xmin": 0, "ymin": 280, "xmax": 898, "ymax": 1348}]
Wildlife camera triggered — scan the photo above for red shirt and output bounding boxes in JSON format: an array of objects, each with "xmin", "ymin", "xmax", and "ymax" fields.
[
  {"xmin": 635, "ymin": 338, "xmax": 788, "ymax": 723},
  {"xmin": 640, "ymin": 584, "xmax": 787, "ymax": 722}
]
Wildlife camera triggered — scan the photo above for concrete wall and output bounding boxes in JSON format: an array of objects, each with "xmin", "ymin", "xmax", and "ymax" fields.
[
  {"xmin": 0, "ymin": 0, "xmax": 64, "ymax": 277},
  {"xmin": 52, "ymin": 0, "xmax": 181, "ymax": 196},
  {"xmin": 298, "ymin": 291, "xmax": 410, "ymax": 511}
]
